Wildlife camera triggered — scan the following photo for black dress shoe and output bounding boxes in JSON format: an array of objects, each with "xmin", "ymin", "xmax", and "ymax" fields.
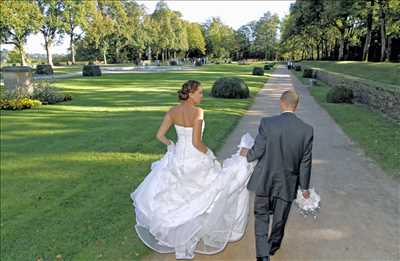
[{"xmin": 256, "ymin": 256, "xmax": 270, "ymax": 261}]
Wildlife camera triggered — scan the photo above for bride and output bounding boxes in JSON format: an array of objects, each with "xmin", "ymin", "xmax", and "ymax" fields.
[{"xmin": 130, "ymin": 80, "xmax": 257, "ymax": 259}]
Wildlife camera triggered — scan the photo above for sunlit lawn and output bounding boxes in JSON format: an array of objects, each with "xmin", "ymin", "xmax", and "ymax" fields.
[
  {"xmin": 0, "ymin": 64, "xmax": 270, "ymax": 260},
  {"xmin": 52, "ymin": 63, "xmax": 139, "ymax": 75},
  {"xmin": 300, "ymin": 61, "xmax": 400, "ymax": 87}
]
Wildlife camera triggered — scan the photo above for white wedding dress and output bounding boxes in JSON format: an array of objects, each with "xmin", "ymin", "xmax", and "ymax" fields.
[{"xmin": 131, "ymin": 121, "xmax": 257, "ymax": 259}]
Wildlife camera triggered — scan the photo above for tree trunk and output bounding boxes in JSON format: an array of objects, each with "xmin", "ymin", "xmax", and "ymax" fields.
[
  {"xmin": 161, "ymin": 49, "xmax": 165, "ymax": 63},
  {"xmin": 70, "ymin": 33, "xmax": 76, "ymax": 65},
  {"xmin": 103, "ymin": 49, "xmax": 107, "ymax": 65},
  {"xmin": 317, "ymin": 43, "xmax": 320, "ymax": 60},
  {"xmin": 45, "ymin": 38, "xmax": 53, "ymax": 66},
  {"xmin": 311, "ymin": 46, "xmax": 314, "ymax": 60},
  {"xmin": 363, "ymin": 0, "xmax": 374, "ymax": 61},
  {"xmin": 379, "ymin": 0, "xmax": 387, "ymax": 62},
  {"xmin": 115, "ymin": 47, "xmax": 120, "ymax": 63},
  {"xmin": 147, "ymin": 47, "xmax": 151, "ymax": 60},
  {"xmin": 386, "ymin": 35, "xmax": 392, "ymax": 61},
  {"xmin": 338, "ymin": 32, "xmax": 345, "ymax": 60},
  {"xmin": 17, "ymin": 45, "xmax": 27, "ymax": 66},
  {"xmin": 344, "ymin": 41, "xmax": 350, "ymax": 60}
]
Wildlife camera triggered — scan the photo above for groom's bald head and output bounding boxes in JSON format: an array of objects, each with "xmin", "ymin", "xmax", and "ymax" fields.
[{"xmin": 280, "ymin": 90, "xmax": 299, "ymax": 112}]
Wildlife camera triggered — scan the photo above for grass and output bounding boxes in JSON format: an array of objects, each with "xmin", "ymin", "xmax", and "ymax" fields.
[
  {"xmin": 0, "ymin": 64, "xmax": 270, "ymax": 260},
  {"xmin": 293, "ymin": 70, "xmax": 400, "ymax": 177},
  {"xmin": 300, "ymin": 61, "xmax": 400, "ymax": 87},
  {"xmin": 52, "ymin": 65, "xmax": 83, "ymax": 75}
]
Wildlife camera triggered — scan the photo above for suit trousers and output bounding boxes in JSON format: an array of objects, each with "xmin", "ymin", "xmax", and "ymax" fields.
[{"xmin": 254, "ymin": 195, "xmax": 292, "ymax": 257}]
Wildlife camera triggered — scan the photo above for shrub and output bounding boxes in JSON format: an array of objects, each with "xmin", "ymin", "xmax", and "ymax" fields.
[
  {"xmin": 0, "ymin": 97, "xmax": 41, "ymax": 110},
  {"xmin": 83, "ymin": 64, "xmax": 101, "ymax": 76},
  {"xmin": 211, "ymin": 77, "xmax": 249, "ymax": 99},
  {"xmin": 264, "ymin": 64, "xmax": 273, "ymax": 70},
  {"xmin": 326, "ymin": 87, "xmax": 354, "ymax": 104},
  {"xmin": 303, "ymin": 68, "xmax": 313, "ymax": 78},
  {"xmin": 32, "ymin": 80, "xmax": 71, "ymax": 104},
  {"xmin": 36, "ymin": 64, "xmax": 54, "ymax": 75},
  {"xmin": 294, "ymin": 64, "xmax": 301, "ymax": 71},
  {"xmin": 195, "ymin": 60, "xmax": 202, "ymax": 66},
  {"xmin": 252, "ymin": 67, "xmax": 264, "ymax": 76},
  {"xmin": 169, "ymin": 60, "xmax": 178, "ymax": 66},
  {"xmin": 63, "ymin": 94, "xmax": 72, "ymax": 101}
]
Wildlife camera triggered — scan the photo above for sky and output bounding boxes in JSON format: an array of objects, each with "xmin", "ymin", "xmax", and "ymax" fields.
[{"xmin": 2, "ymin": 0, "xmax": 294, "ymax": 55}]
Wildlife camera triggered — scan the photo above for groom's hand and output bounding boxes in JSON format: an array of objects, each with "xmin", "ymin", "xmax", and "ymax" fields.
[
  {"xmin": 302, "ymin": 190, "xmax": 310, "ymax": 199},
  {"xmin": 240, "ymin": 148, "xmax": 249, "ymax": 157}
]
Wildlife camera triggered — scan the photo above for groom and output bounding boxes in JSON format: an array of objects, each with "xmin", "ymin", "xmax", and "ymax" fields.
[{"xmin": 240, "ymin": 90, "xmax": 313, "ymax": 261}]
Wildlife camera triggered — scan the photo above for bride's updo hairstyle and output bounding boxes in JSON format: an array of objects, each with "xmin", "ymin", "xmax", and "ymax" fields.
[{"xmin": 178, "ymin": 80, "xmax": 201, "ymax": 101}]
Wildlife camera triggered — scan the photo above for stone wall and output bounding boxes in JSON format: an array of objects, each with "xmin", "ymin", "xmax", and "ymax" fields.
[{"xmin": 308, "ymin": 67, "xmax": 400, "ymax": 122}]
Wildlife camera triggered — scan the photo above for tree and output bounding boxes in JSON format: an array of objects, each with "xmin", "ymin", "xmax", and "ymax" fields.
[
  {"xmin": 83, "ymin": 0, "xmax": 115, "ymax": 64},
  {"xmin": 0, "ymin": 0, "xmax": 43, "ymax": 65},
  {"xmin": 386, "ymin": 0, "xmax": 400, "ymax": 61},
  {"xmin": 36, "ymin": 0, "xmax": 65, "ymax": 66},
  {"xmin": 204, "ymin": 17, "xmax": 235, "ymax": 59},
  {"xmin": 253, "ymin": 12, "xmax": 280, "ymax": 60},
  {"xmin": 170, "ymin": 11, "xmax": 188, "ymax": 59},
  {"xmin": 378, "ymin": 0, "xmax": 387, "ymax": 61},
  {"xmin": 121, "ymin": 0, "xmax": 146, "ymax": 62},
  {"xmin": 151, "ymin": 1, "xmax": 175, "ymax": 62},
  {"xmin": 325, "ymin": 0, "xmax": 363, "ymax": 60},
  {"xmin": 61, "ymin": 0, "xmax": 86, "ymax": 64},
  {"xmin": 362, "ymin": 0, "xmax": 375, "ymax": 61},
  {"xmin": 236, "ymin": 22, "xmax": 256, "ymax": 59},
  {"xmin": 186, "ymin": 22, "xmax": 206, "ymax": 56}
]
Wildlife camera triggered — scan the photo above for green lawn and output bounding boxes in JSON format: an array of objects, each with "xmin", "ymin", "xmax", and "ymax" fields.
[
  {"xmin": 293, "ymin": 70, "xmax": 400, "ymax": 177},
  {"xmin": 0, "ymin": 64, "xmax": 270, "ymax": 260},
  {"xmin": 300, "ymin": 61, "xmax": 400, "ymax": 86},
  {"xmin": 52, "ymin": 65, "xmax": 83, "ymax": 75}
]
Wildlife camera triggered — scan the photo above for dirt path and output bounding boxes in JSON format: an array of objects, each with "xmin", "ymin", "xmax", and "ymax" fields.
[{"xmin": 142, "ymin": 65, "xmax": 400, "ymax": 261}]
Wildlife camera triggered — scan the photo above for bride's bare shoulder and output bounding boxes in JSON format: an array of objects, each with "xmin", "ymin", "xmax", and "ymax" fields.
[
  {"xmin": 168, "ymin": 105, "xmax": 182, "ymax": 115},
  {"xmin": 193, "ymin": 107, "xmax": 204, "ymax": 119}
]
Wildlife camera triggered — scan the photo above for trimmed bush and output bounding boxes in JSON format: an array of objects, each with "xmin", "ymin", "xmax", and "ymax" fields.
[
  {"xmin": 211, "ymin": 77, "xmax": 249, "ymax": 99},
  {"xmin": 252, "ymin": 67, "xmax": 264, "ymax": 76},
  {"xmin": 294, "ymin": 64, "xmax": 302, "ymax": 71},
  {"xmin": 303, "ymin": 68, "xmax": 313, "ymax": 78},
  {"xmin": 169, "ymin": 60, "xmax": 178, "ymax": 66},
  {"xmin": 36, "ymin": 64, "xmax": 53, "ymax": 75},
  {"xmin": 326, "ymin": 87, "xmax": 354, "ymax": 104},
  {"xmin": 195, "ymin": 60, "xmax": 202, "ymax": 66},
  {"xmin": 0, "ymin": 97, "xmax": 41, "ymax": 110},
  {"xmin": 264, "ymin": 62, "xmax": 275, "ymax": 70},
  {"xmin": 83, "ymin": 64, "xmax": 102, "ymax": 76},
  {"xmin": 32, "ymin": 80, "xmax": 72, "ymax": 104}
]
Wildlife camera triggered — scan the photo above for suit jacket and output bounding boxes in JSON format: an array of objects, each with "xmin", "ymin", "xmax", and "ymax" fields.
[{"xmin": 246, "ymin": 112, "xmax": 313, "ymax": 202}]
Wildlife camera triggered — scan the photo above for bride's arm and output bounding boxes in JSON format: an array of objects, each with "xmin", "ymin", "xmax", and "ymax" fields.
[
  {"xmin": 192, "ymin": 108, "xmax": 208, "ymax": 154},
  {"xmin": 156, "ymin": 111, "xmax": 173, "ymax": 145}
]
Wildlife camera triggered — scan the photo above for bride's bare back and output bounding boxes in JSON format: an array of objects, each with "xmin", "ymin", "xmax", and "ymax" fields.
[
  {"xmin": 156, "ymin": 80, "xmax": 207, "ymax": 153},
  {"xmin": 169, "ymin": 104, "xmax": 202, "ymax": 128}
]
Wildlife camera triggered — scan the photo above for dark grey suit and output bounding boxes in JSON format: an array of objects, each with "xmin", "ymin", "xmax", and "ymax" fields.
[{"xmin": 246, "ymin": 112, "xmax": 313, "ymax": 257}]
